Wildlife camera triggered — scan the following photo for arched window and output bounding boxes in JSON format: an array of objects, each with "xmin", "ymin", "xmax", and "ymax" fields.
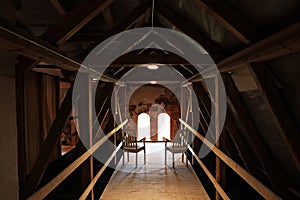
[
  {"xmin": 158, "ymin": 113, "xmax": 170, "ymax": 141},
  {"xmin": 137, "ymin": 113, "xmax": 150, "ymax": 140}
]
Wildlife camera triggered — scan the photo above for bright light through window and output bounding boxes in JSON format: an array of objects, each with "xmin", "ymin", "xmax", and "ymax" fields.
[{"xmin": 138, "ymin": 113, "xmax": 150, "ymax": 140}]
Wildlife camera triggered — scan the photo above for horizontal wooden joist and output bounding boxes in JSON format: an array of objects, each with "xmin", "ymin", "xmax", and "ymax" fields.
[
  {"xmin": 192, "ymin": 0, "xmax": 259, "ymax": 44},
  {"xmin": 0, "ymin": 17, "xmax": 117, "ymax": 82},
  {"xmin": 87, "ymin": 53, "xmax": 212, "ymax": 67},
  {"xmin": 218, "ymin": 21, "xmax": 300, "ymax": 72}
]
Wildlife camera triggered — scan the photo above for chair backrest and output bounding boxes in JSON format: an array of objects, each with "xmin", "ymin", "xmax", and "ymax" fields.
[
  {"xmin": 172, "ymin": 130, "xmax": 188, "ymax": 147},
  {"xmin": 123, "ymin": 129, "xmax": 138, "ymax": 148}
]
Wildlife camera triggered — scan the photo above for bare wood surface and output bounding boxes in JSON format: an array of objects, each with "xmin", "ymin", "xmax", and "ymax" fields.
[
  {"xmin": 218, "ymin": 21, "xmax": 300, "ymax": 72},
  {"xmin": 155, "ymin": 1, "xmax": 226, "ymax": 61},
  {"xmin": 79, "ymin": 143, "xmax": 122, "ymax": 200},
  {"xmin": 180, "ymin": 119, "xmax": 281, "ymax": 200},
  {"xmin": 224, "ymin": 74, "xmax": 290, "ymax": 196},
  {"xmin": 100, "ymin": 143, "xmax": 210, "ymax": 200},
  {"xmin": 250, "ymin": 63, "xmax": 300, "ymax": 172},
  {"xmin": 27, "ymin": 120, "xmax": 127, "ymax": 200},
  {"xmin": 23, "ymin": 84, "xmax": 74, "ymax": 198},
  {"xmin": 188, "ymin": 146, "xmax": 230, "ymax": 200},
  {"xmin": 192, "ymin": 0, "xmax": 259, "ymax": 44}
]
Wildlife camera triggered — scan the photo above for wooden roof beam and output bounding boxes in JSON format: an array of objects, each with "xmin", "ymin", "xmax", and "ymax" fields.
[
  {"xmin": 219, "ymin": 21, "xmax": 300, "ymax": 72},
  {"xmin": 21, "ymin": 0, "xmax": 114, "ymax": 71},
  {"xmin": 77, "ymin": 0, "xmax": 152, "ymax": 58},
  {"xmin": 0, "ymin": 17, "xmax": 117, "ymax": 82},
  {"xmin": 102, "ymin": 7, "xmax": 114, "ymax": 28},
  {"xmin": 250, "ymin": 63, "xmax": 300, "ymax": 172},
  {"xmin": 224, "ymin": 73, "xmax": 290, "ymax": 197},
  {"xmin": 49, "ymin": 0, "xmax": 66, "ymax": 16},
  {"xmin": 155, "ymin": 1, "xmax": 226, "ymax": 62},
  {"xmin": 192, "ymin": 0, "xmax": 259, "ymax": 44}
]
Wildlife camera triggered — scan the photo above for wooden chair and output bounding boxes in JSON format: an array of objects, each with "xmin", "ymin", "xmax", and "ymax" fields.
[
  {"xmin": 122, "ymin": 129, "xmax": 146, "ymax": 168},
  {"xmin": 164, "ymin": 130, "xmax": 189, "ymax": 168}
]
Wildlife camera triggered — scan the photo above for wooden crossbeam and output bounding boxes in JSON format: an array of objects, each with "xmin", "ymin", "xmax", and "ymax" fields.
[
  {"xmin": 155, "ymin": 1, "xmax": 226, "ymax": 62},
  {"xmin": 181, "ymin": 119, "xmax": 281, "ymax": 200},
  {"xmin": 72, "ymin": 0, "xmax": 151, "ymax": 43},
  {"xmin": 0, "ymin": 17, "xmax": 117, "ymax": 82},
  {"xmin": 192, "ymin": 0, "xmax": 259, "ymax": 44},
  {"xmin": 49, "ymin": 0, "xmax": 66, "ymax": 16},
  {"xmin": 21, "ymin": 0, "xmax": 114, "ymax": 71},
  {"xmin": 23, "ymin": 84, "xmax": 74, "ymax": 198},
  {"xmin": 250, "ymin": 63, "xmax": 300, "ymax": 172},
  {"xmin": 77, "ymin": 0, "xmax": 152, "ymax": 59},
  {"xmin": 102, "ymin": 7, "xmax": 114, "ymax": 28},
  {"xmin": 43, "ymin": 0, "xmax": 114, "ymax": 45},
  {"xmin": 224, "ymin": 74, "xmax": 290, "ymax": 197},
  {"xmin": 218, "ymin": 21, "xmax": 300, "ymax": 72}
]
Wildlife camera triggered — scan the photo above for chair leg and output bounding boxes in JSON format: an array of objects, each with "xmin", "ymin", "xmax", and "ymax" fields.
[
  {"xmin": 186, "ymin": 153, "xmax": 188, "ymax": 167},
  {"xmin": 144, "ymin": 149, "xmax": 146, "ymax": 165},
  {"xmin": 136, "ymin": 153, "xmax": 138, "ymax": 168},
  {"xmin": 182, "ymin": 153, "xmax": 184, "ymax": 163},
  {"xmin": 123, "ymin": 150, "xmax": 125, "ymax": 165},
  {"xmin": 127, "ymin": 152, "xmax": 129, "ymax": 162},
  {"xmin": 172, "ymin": 152, "xmax": 175, "ymax": 169},
  {"xmin": 165, "ymin": 149, "xmax": 167, "ymax": 165}
]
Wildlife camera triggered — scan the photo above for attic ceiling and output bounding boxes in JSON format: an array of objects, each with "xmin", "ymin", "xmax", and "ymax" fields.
[{"xmin": 1, "ymin": 0, "xmax": 300, "ymax": 199}]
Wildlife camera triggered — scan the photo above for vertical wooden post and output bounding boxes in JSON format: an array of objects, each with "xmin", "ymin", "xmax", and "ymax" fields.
[
  {"xmin": 16, "ymin": 65, "xmax": 26, "ymax": 189},
  {"xmin": 215, "ymin": 74, "xmax": 221, "ymax": 200},
  {"xmin": 88, "ymin": 74, "xmax": 94, "ymax": 200}
]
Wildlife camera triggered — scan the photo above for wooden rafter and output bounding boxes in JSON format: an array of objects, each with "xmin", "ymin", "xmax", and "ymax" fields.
[
  {"xmin": 155, "ymin": 1, "xmax": 226, "ymax": 61},
  {"xmin": 77, "ymin": 0, "xmax": 152, "ymax": 58},
  {"xmin": 192, "ymin": 0, "xmax": 259, "ymax": 44},
  {"xmin": 250, "ymin": 63, "xmax": 300, "ymax": 172},
  {"xmin": 49, "ymin": 0, "xmax": 66, "ymax": 16},
  {"xmin": 224, "ymin": 73, "xmax": 290, "ymax": 197},
  {"xmin": 218, "ymin": 21, "xmax": 300, "ymax": 72},
  {"xmin": 102, "ymin": 7, "xmax": 114, "ymax": 28},
  {"xmin": 0, "ymin": 17, "xmax": 117, "ymax": 82},
  {"xmin": 20, "ymin": 0, "xmax": 115, "ymax": 71},
  {"xmin": 23, "ymin": 84, "xmax": 74, "ymax": 198}
]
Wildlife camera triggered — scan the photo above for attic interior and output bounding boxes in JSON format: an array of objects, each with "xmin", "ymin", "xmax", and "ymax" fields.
[{"xmin": 0, "ymin": 0, "xmax": 299, "ymax": 199}]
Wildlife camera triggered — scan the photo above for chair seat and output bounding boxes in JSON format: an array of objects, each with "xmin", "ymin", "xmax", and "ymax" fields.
[
  {"xmin": 166, "ymin": 145, "xmax": 187, "ymax": 153},
  {"xmin": 123, "ymin": 145, "xmax": 145, "ymax": 153}
]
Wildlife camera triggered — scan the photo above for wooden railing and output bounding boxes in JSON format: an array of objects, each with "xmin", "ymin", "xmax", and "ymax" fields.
[
  {"xmin": 180, "ymin": 119, "xmax": 281, "ymax": 200},
  {"xmin": 27, "ymin": 119, "xmax": 128, "ymax": 200}
]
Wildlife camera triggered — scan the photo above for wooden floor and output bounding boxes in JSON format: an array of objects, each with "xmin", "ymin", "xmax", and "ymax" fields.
[{"xmin": 100, "ymin": 143, "xmax": 210, "ymax": 200}]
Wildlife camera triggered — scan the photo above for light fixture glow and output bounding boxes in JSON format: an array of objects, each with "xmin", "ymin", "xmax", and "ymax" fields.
[
  {"xmin": 150, "ymin": 81, "xmax": 157, "ymax": 84},
  {"xmin": 147, "ymin": 64, "xmax": 159, "ymax": 70}
]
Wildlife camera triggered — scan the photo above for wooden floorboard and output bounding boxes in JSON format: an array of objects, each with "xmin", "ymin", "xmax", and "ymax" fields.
[{"xmin": 100, "ymin": 143, "xmax": 210, "ymax": 200}]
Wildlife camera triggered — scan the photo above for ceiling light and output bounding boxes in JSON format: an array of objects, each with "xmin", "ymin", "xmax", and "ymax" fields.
[
  {"xmin": 147, "ymin": 64, "xmax": 159, "ymax": 70},
  {"xmin": 150, "ymin": 81, "xmax": 157, "ymax": 84}
]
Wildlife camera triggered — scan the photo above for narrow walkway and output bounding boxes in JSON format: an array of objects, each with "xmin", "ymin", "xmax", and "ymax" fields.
[{"xmin": 100, "ymin": 143, "xmax": 209, "ymax": 200}]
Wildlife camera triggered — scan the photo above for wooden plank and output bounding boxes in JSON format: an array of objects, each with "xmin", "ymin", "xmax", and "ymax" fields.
[
  {"xmin": 250, "ymin": 63, "xmax": 300, "ymax": 172},
  {"xmin": 21, "ymin": 0, "xmax": 114, "ymax": 71},
  {"xmin": 188, "ymin": 146, "xmax": 230, "ymax": 200},
  {"xmin": 180, "ymin": 119, "xmax": 281, "ymax": 200},
  {"xmin": 23, "ymin": 84, "xmax": 74, "ymax": 198},
  {"xmin": 77, "ymin": 0, "xmax": 151, "ymax": 61},
  {"xmin": 43, "ymin": 0, "xmax": 114, "ymax": 45},
  {"xmin": 15, "ymin": 66, "xmax": 27, "ymax": 185},
  {"xmin": 223, "ymin": 74, "xmax": 290, "ymax": 197},
  {"xmin": 0, "ymin": 17, "xmax": 117, "ymax": 82},
  {"xmin": 27, "ymin": 120, "xmax": 127, "ymax": 200},
  {"xmin": 79, "ymin": 143, "xmax": 122, "ymax": 200},
  {"xmin": 192, "ymin": 0, "xmax": 259, "ymax": 44},
  {"xmin": 155, "ymin": 1, "xmax": 226, "ymax": 61},
  {"xmin": 49, "ymin": 0, "xmax": 65, "ymax": 16},
  {"xmin": 101, "ymin": 143, "xmax": 210, "ymax": 200},
  {"xmin": 73, "ymin": 0, "xmax": 151, "ymax": 44},
  {"xmin": 102, "ymin": 7, "xmax": 114, "ymax": 28},
  {"xmin": 218, "ymin": 21, "xmax": 300, "ymax": 72}
]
